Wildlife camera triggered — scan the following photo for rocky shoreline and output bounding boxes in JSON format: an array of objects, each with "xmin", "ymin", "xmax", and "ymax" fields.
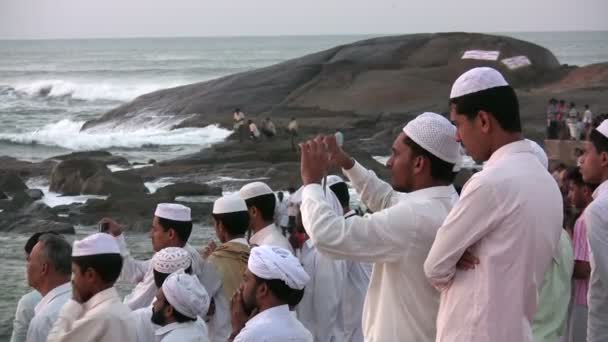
[{"xmin": 2, "ymin": 32, "xmax": 607, "ymax": 234}]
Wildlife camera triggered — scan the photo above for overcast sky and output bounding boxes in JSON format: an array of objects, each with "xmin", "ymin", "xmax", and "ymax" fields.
[{"xmin": 1, "ymin": 0, "xmax": 607, "ymax": 40}]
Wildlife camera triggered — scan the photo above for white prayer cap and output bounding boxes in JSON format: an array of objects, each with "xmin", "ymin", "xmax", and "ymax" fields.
[
  {"xmin": 72, "ymin": 233, "xmax": 120, "ymax": 257},
  {"xmin": 248, "ymin": 245, "xmax": 310, "ymax": 290},
  {"xmin": 526, "ymin": 139, "xmax": 549, "ymax": 169},
  {"xmin": 327, "ymin": 175, "xmax": 345, "ymax": 187},
  {"xmin": 597, "ymin": 119, "xmax": 608, "ymax": 138},
  {"xmin": 403, "ymin": 112, "xmax": 461, "ymax": 164},
  {"xmin": 213, "ymin": 194, "xmax": 248, "ymax": 214},
  {"xmin": 239, "ymin": 182, "xmax": 273, "ymax": 200},
  {"xmin": 152, "ymin": 247, "xmax": 192, "ymax": 274},
  {"xmin": 162, "ymin": 270, "xmax": 210, "ymax": 319},
  {"xmin": 450, "ymin": 67, "xmax": 509, "ymax": 99},
  {"xmin": 155, "ymin": 203, "xmax": 191, "ymax": 222}
]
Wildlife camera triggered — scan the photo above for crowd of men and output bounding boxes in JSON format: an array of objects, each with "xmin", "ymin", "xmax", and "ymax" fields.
[
  {"xmin": 546, "ymin": 99, "xmax": 596, "ymax": 140},
  {"xmin": 9, "ymin": 67, "xmax": 608, "ymax": 342}
]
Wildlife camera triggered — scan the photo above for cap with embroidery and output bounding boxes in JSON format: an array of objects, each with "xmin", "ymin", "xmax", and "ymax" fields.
[
  {"xmin": 152, "ymin": 247, "xmax": 192, "ymax": 274},
  {"xmin": 73, "ymin": 233, "xmax": 120, "ymax": 257},
  {"xmin": 155, "ymin": 203, "xmax": 191, "ymax": 222},
  {"xmin": 239, "ymin": 182, "xmax": 273, "ymax": 200},
  {"xmin": 450, "ymin": 67, "xmax": 509, "ymax": 99},
  {"xmin": 403, "ymin": 112, "xmax": 460, "ymax": 164}
]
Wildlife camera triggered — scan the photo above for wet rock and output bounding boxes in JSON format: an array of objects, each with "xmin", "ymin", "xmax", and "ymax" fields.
[{"xmin": 49, "ymin": 159, "xmax": 109, "ymax": 195}]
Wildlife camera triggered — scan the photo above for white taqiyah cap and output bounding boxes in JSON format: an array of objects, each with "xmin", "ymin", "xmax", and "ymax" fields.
[
  {"xmin": 162, "ymin": 270, "xmax": 210, "ymax": 319},
  {"xmin": 239, "ymin": 182, "xmax": 273, "ymax": 200},
  {"xmin": 248, "ymin": 245, "xmax": 310, "ymax": 290},
  {"xmin": 213, "ymin": 194, "xmax": 248, "ymax": 214},
  {"xmin": 403, "ymin": 112, "xmax": 461, "ymax": 164},
  {"xmin": 526, "ymin": 139, "xmax": 549, "ymax": 169},
  {"xmin": 326, "ymin": 175, "xmax": 345, "ymax": 187},
  {"xmin": 152, "ymin": 247, "xmax": 192, "ymax": 274},
  {"xmin": 450, "ymin": 67, "xmax": 509, "ymax": 99},
  {"xmin": 597, "ymin": 119, "xmax": 608, "ymax": 139},
  {"xmin": 155, "ymin": 203, "xmax": 191, "ymax": 222},
  {"xmin": 72, "ymin": 233, "xmax": 120, "ymax": 257}
]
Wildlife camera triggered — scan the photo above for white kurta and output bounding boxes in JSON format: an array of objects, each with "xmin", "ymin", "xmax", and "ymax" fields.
[
  {"xmin": 47, "ymin": 287, "xmax": 136, "ymax": 342},
  {"xmin": 342, "ymin": 211, "xmax": 373, "ymax": 342},
  {"xmin": 26, "ymin": 282, "xmax": 71, "ymax": 342},
  {"xmin": 296, "ymin": 239, "xmax": 347, "ymax": 341},
  {"xmin": 234, "ymin": 304, "xmax": 312, "ymax": 342},
  {"xmin": 424, "ymin": 140, "xmax": 563, "ymax": 342},
  {"xmin": 275, "ymin": 198, "xmax": 290, "ymax": 228},
  {"xmin": 586, "ymin": 179, "xmax": 608, "ymax": 342},
  {"xmin": 115, "ymin": 235, "xmax": 231, "ymax": 342},
  {"xmin": 132, "ymin": 305, "xmax": 210, "ymax": 342},
  {"xmin": 10, "ymin": 290, "xmax": 41, "ymax": 342},
  {"xmin": 155, "ymin": 320, "xmax": 209, "ymax": 342},
  {"xmin": 300, "ymin": 161, "xmax": 458, "ymax": 342},
  {"xmin": 249, "ymin": 223, "xmax": 293, "ymax": 253}
]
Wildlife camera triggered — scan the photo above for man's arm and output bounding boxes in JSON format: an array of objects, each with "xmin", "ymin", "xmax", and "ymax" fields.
[
  {"xmin": 424, "ymin": 178, "xmax": 499, "ymax": 290},
  {"xmin": 343, "ymin": 161, "xmax": 402, "ymax": 212},
  {"xmin": 301, "ymin": 183, "xmax": 419, "ymax": 263}
]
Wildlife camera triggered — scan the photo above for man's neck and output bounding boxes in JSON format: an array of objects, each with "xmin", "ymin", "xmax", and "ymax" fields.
[
  {"xmin": 489, "ymin": 133, "xmax": 523, "ymax": 156},
  {"xmin": 252, "ymin": 221, "xmax": 272, "ymax": 234},
  {"xmin": 39, "ymin": 276, "xmax": 70, "ymax": 297}
]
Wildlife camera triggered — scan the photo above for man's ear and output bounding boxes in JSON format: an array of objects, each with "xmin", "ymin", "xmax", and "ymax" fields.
[{"xmin": 478, "ymin": 111, "xmax": 492, "ymax": 134}]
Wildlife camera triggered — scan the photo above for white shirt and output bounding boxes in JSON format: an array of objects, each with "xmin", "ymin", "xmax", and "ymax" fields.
[
  {"xmin": 116, "ymin": 235, "xmax": 231, "ymax": 342},
  {"xmin": 424, "ymin": 140, "xmax": 563, "ymax": 342},
  {"xmin": 26, "ymin": 282, "xmax": 71, "ymax": 342},
  {"xmin": 300, "ymin": 161, "xmax": 458, "ymax": 342},
  {"xmin": 341, "ymin": 211, "xmax": 373, "ymax": 342},
  {"xmin": 47, "ymin": 287, "xmax": 136, "ymax": 342},
  {"xmin": 275, "ymin": 198, "xmax": 290, "ymax": 227},
  {"xmin": 234, "ymin": 304, "xmax": 312, "ymax": 342},
  {"xmin": 155, "ymin": 320, "xmax": 209, "ymax": 342},
  {"xmin": 586, "ymin": 179, "xmax": 608, "ymax": 342},
  {"xmin": 133, "ymin": 305, "xmax": 209, "ymax": 342},
  {"xmin": 10, "ymin": 290, "xmax": 41, "ymax": 342},
  {"xmin": 250, "ymin": 223, "xmax": 293, "ymax": 253},
  {"xmin": 296, "ymin": 239, "xmax": 347, "ymax": 341},
  {"xmin": 584, "ymin": 109, "xmax": 593, "ymax": 123}
]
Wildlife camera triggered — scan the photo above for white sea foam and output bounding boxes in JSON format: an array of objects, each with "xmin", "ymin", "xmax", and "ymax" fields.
[
  {"xmin": 0, "ymin": 119, "xmax": 232, "ymax": 151},
  {"xmin": 13, "ymin": 79, "xmax": 186, "ymax": 102},
  {"xmin": 25, "ymin": 178, "xmax": 107, "ymax": 208}
]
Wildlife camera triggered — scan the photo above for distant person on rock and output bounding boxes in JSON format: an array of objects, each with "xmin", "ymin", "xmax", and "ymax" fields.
[
  {"xmin": 567, "ymin": 102, "xmax": 581, "ymax": 140},
  {"xmin": 233, "ymin": 109, "xmax": 246, "ymax": 142},
  {"xmin": 583, "ymin": 105, "xmax": 594, "ymax": 136},
  {"xmin": 248, "ymin": 120, "xmax": 261, "ymax": 141},
  {"xmin": 261, "ymin": 118, "xmax": 277, "ymax": 139},
  {"xmin": 547, "ymin": 98, "xmax": 558, "ymax": 139},
  {"xmin": 288, "ymin": 118, "xmax": 298, "ymax": 151}
]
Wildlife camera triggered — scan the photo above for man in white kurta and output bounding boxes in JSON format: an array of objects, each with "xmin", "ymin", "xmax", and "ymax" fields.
[
  {"xmin": 25, "ymin": 234, "xmax": 73, "ymax": 342},
  {"xmin": 47, "ymin": 233, "xmax": 136, "ymax": 342},
  {"xmin": 231, "ymin": 246, "xmax": 312, "ymax": 342},
  {"xmin": 106, "ymin": 203, "xmax": 231, "ymax": 342},
  {"xmin": 579, "ymin": 119, "xmax": 608, "ymax": 342},
  {"xmin": 424, "ymin": 67, "xmax": 563, "ymax": 342},
  {"xmin": 11, "ymin": 291, "xmax": 41, "ymax": 342},
  {"xmin": 240, "ymin": 182, "xmax": 293, "ymax": 252},
  {"xmin": 153, "ymin": 271, "xmax": 210, "ymax": 342},
  {"xmin": 299, "ymin": 112, "xmax": 462, "ymax": 341}
]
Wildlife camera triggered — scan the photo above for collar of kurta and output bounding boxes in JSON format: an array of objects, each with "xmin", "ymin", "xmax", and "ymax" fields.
[
  {"xmin": 250, "ymin": 224, "xmax": 277, "ymax": 244},
  {"xmin": 405, "ymin": 184, "xmax": 458, "ymax": 200},
  {"xmin": 484, "ymin": 139, "xmax": 533, "ymax": 168},
  {"xmin": 593, "ymin": 179, "xmax": 608, "ymax": 199},
  {"xmin": 35, "ymin": 282, "xmax": 71, "ymax": 313},
  {"xmin": 155, "ymin": 321, "xmax": 197, "ymax": 337},
  {"xmin": 83, "ymin": 287, "xmax": 120, "ymax": 311},
  {"xmin": 245, "ymin": 304, "xmax": 291, "ymax": 327}
]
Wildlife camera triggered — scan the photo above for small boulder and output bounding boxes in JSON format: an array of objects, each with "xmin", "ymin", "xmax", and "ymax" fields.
[
  {"xmin": 0, "ymin": 171, "xmax": 28, "ymax": 194},
  {"xmin": 50, "ymin": 151, "xmax": 130, "ymax": 167},
  {"xmin": 49, "ymin": 159, "xmax": 110, "ymax": 195},
  {"xmin": 25, "ymin": 189, "xmax": 44, "ymax": 200},
  {"xmin": 81, "ymin": 171, "xmax": 148, "ymax": 196}
]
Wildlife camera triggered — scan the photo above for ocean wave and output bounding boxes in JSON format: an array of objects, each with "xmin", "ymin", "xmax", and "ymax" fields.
[
  {"xmin": 9, "ymin": 79, "xmax": 186, "ymax": 102},
  {"xmin": 0, "ymin": 119, "xmax": 232, "ymax": 151}
]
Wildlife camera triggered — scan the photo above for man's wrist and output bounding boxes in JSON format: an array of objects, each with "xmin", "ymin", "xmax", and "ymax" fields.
[{"xmin": 339, "ymin": 154, "xmax": 355, "ymax": 170}]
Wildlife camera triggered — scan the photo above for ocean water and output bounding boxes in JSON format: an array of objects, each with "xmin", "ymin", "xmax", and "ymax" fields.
[{"xmin": 0, "ymin": 32, "xmax": 607, "ymax": 338}]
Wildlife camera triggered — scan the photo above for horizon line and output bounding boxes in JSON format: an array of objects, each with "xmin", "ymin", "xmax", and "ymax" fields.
[{"xmin": 1, "ymin": 29, "xmax": 606, "ymax": 42}]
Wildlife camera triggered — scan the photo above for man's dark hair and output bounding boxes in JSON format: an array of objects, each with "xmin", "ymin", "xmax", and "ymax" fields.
[
  {"xmin": 153, "ymin": 265, "xmax": 193, "ymax": 288},
  {"xmin": 38, "ymin": 234, "xmax": 72, "ymax": 276},
  {"xmin": 450, "ymin": 85, "xmax": 521, "ymax": 133},
  {"xmin": 212, "ymin": 211, "xmax": 249, "ymax": 237},
  {"xmin": 245, "ymin": 194, "xmax": 276, "ymax": 222},
  {"xmin": 589, "ymin": 129, "xmax": 608, "ymax": 154},
  {"xmin": 329, "ymin": 182, "xmax": 350, "ymax": 209},
  {"xmin": 403, "ymin": 136, "xmax": 456, "ymax": 183},
  {"xmin": 287, "ymin": 187, "xmax": 296, "ymax": 194},
  {"xmin": 157, "ymin": 217, "xmax": 193, "ymax": 244},
  {"xmin": 72, "ymin": 254, "xmax": 123, "ymax": 284},
  {"xmin": 235, "ymin": 108, "xmax": 240, "ymax": 112},
  {"xmin": 25, "ymin": 231, "xmax": 59, "ymax": 255},
  {"xmin": 254, "ymin": 275, "xmax": 305, "ymax": 307}
]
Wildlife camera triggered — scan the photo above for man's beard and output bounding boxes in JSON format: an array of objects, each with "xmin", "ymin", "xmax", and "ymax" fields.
[{"xmin": 151, "ymin": 306, "xmax": 167, "ymax": 326}]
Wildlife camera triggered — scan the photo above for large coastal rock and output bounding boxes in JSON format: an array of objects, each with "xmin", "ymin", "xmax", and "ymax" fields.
[{"xmin": 82, "ymin": 33, "xmax": 566, "ymax": 132}]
